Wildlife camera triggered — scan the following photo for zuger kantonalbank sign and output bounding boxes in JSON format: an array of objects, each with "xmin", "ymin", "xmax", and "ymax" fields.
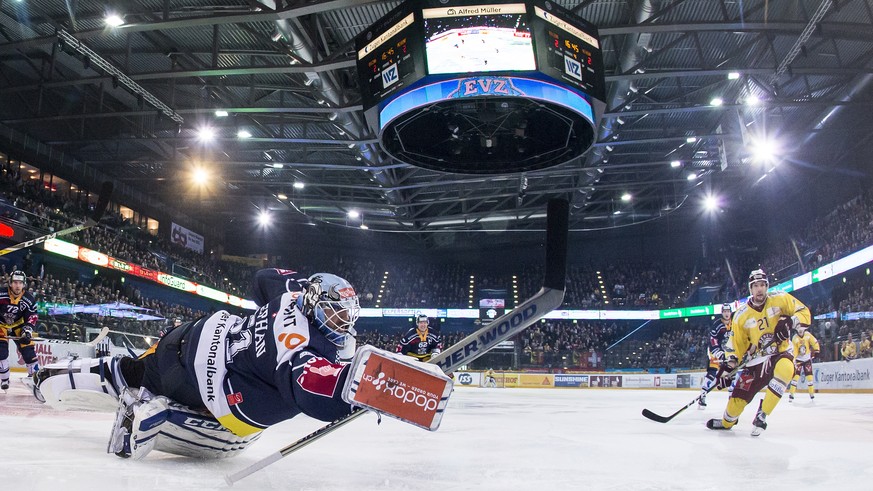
[{"xmin": 813, "ymin": 358, "xmax": 873, "ymax": 391}]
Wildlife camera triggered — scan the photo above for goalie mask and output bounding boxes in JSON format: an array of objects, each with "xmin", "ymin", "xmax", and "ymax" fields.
[{"xmin": 304, "ymin": 273, "xmax": 360, "ymax": 346}]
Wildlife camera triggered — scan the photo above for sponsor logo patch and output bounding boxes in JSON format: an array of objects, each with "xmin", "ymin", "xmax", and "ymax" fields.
[{"xmin": 297, "ymin": 357, "xmax": 343, "ymax": 397}]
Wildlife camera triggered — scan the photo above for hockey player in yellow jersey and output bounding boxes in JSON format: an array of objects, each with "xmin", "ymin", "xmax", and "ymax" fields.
[
  {"xmin": 707, "ymin": 269, "xmax": 811, "ymax": 436},
  {"xmin": 789, "ymin": 324, "xmax": 820, "ymax": 401}
]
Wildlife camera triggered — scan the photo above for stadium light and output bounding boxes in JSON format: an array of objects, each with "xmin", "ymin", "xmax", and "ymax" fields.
[
  {"xmin": 293, "ymin": 182, "xmax": 305, "ymax": 189},
  {"xmin": 750, "ymin": 137, "xmax": 779, "ymax": 164},
  {"xmin": 197, "ymin": 126, "xmax": 215, "ymax": 142},
  {"xmin": 192, "ymin": 167, "xmax": 209, "ymax": 186},
  {"xmin": 621, "ymin": 193, "xmax": 632, "ymax": 202},
  {"xmin": 710, "ymin": 97, "xmax": 724, "ymax": 106},
  {"xmin": 105, "ymin": 14, "xmax": 125, "ymax": 27},
  {"xmin": 727, "ymin": 72, "xmax": 740, "ymax": 80},
  {"xmin": 686, "ymin": 172, "xmax": 698, "ymax": 181},
  {"xmin": 670, "ymin": 160, "xmax": 681, "ymax": 168},
  {"xmin": 704, "ymin": 194, "xmax": 719, "ymax": 212},
  {"xmin": 276, "ymin": 193, "xmax": 288, "ymax": 200},
  {"xmin": 215, "ymin": 110, "xmax": 229, "ymax": 117},
  {"xmin": 258, "ymin": 211, "xmax": 271, "ymax": 227},
  {"xmin": 347, "ymin": 210, "xmax": 360, "ymax": 219},
  {"xmin": 745, "ymin": 94, "xmax": 760, "ymax": 106},
  {"xmin": 237, "ymin": 129, "xmax": 252, "ymax": 139}
]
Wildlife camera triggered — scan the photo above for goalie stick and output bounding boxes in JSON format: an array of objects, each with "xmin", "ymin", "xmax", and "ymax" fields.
[
  {"xmin": 0, "ymin": 181, "xmax": 113, "ymax": 257},
  {"xmin": 641, "ymin": 340, "xmax": 777, "ymax": 423},
  {"xmin": 225, "ymin": 199, "xmax": 569, "ymax": 486}
]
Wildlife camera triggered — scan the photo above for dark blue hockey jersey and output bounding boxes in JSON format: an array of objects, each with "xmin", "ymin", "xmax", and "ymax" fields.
[
  {"xmin": 180, "ymin": 269, "xmax": 355, "ymax": 436},
  {"xmin": 396, "ymin": 326, "xmax": 442, "ymax": 362}
]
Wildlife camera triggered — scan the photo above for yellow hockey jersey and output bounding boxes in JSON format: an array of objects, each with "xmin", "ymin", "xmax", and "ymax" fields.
[
  {"xmin": 727, "ymin": 291, "xmax": 811, "ymax": 366},
  {"xmin": 792, "ymin": 331, "xmax": 820, "ymax": 362}
]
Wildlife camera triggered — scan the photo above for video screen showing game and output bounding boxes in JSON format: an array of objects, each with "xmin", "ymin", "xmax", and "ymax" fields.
[{"xmin": 424, "ymin": 3, "xmax": 536, "ymax": 75}]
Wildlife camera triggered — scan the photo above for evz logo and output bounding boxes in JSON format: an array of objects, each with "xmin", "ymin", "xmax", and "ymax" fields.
[
  {"xmin": 564, "ymin": 55, "xmax": 582, "ymax": 81},
  {"xmin": 382, "ymin": 63, "xmax": 399, "ymax": 89}
]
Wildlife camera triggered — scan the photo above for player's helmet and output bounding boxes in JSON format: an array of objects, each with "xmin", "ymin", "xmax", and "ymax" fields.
[
  {"xmin": 10, "ymin": 270, "xmax": 26, "ymax": 283},
  {"xmin": 416, "ymin": 314, "xmax": 429, "ymax": 326},
  {"xmin": 721, "ymin": 303, "xmax": 732, "ymax": 313},
  {"xmin": 306, "ymin": 273, "xmax": 360, "ymax": 346},
  {"xmin": 748, "ymin": 269, "xmax": 769, "ymax": 291}
]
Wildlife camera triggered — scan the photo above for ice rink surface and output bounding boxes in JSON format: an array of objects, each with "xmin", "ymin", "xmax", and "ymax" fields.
[{"xmin": 2, "ymin": 375, "xmax": 872, "ymax": 491}]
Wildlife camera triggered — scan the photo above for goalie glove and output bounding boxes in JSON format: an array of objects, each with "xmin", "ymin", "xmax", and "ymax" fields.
[{"xmin": 715, "ymin": 356, "xmax": 738, "ymax": 390}]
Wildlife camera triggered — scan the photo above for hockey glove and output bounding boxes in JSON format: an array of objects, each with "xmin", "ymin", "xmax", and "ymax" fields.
[
  {"xmin": 20, "ymin": 325, "xmax": 33, "ymax": 342},
  {"xmin": 715, "ymin": 357, "xmax": 738, "ymax": 390},
  {"xmin": 710, "ymin": 346, "xmax": 725, "ymax": 361},
  {"xmin": 773, "ymin": 316, "xmax": 793, "ymax": 342}
]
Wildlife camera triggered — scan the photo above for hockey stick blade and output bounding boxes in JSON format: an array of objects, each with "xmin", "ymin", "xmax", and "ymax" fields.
[
  {"xmin": 225, "ymin": 199, "xmax": 569, "ymax": 486},
  {"xmin": 0, "ymin": 181, "xmax": 114, "ymax": 257},
  {"xmin": 85, "ymin": 327, "xmax": 110, "ymax": 347}
]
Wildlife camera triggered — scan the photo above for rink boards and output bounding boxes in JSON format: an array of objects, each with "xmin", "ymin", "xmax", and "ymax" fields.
[
  {"xmin": 9, "ymin": 339, "xmax": 872, "ymax": 393},
  {"xmin": 456, "ymin": 358, "xmax": 873, "ymax": 393}
]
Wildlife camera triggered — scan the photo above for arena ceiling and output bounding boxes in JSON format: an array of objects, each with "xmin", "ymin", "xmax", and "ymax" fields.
[{"xmin": 1, "ymin": 0, "xmax": 872, "ymax": 248}]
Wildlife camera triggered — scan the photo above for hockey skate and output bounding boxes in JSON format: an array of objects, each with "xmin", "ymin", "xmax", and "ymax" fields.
[
  {"xmin": 751, "ymin": 401, "xmax": 767, "ymax": 436},
  {"xmin": 788, "ymin": 393, "xmax": 794, "ymax": 402},
  {"xmin": 706, "ymin": 418, "xmax": 731, "ymax": 430},
  {"xmin": 0, "ymin": 379, "xmax": 8, "ymax": 392}
]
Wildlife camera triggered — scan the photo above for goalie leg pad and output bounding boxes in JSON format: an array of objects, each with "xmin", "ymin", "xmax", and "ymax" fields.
[
  {"xmin": 342, "ymin": 345, "xmax": 453, "ymax": 431},
  {"xmin": 109, "ymin": 391, "xmax": 260, "ymax": 460},
  {"xmin": 37, "ymin": 357, "xmax": 123, "ymax": 411}
]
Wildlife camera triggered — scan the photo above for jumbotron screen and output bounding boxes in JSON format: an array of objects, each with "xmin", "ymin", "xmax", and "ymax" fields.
[{"xmin": 422, "ymin": 3, "xmax": 536, "ymax": 74}]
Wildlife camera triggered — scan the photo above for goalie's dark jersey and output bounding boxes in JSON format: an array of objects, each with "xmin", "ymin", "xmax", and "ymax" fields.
[
  {"xmin": 175, "ymin": 269, "xmax": 354, "ymax": 437},
  {"xmin": 396, "ymin": 326, "xmax": 442, "ymax": 362}
]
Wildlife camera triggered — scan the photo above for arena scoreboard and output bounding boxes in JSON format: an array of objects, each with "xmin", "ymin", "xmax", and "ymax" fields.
[
  {"xmin": 356, "ymin": 2, "xmax": 427, "ymax": 111},
  {"xmin": 356, "ymin": 0, "xmax": 605, "ymax": 111},
  {"xmin": 354, "ymin": 0, "xmax": 606, "ymax": 173}
]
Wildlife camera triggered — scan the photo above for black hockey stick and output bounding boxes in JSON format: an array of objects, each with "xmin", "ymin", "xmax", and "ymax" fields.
[
  {"xmin": 225, "ymin": 199, "xmax": 569, "ymax": 486},
  {"xmin": 0, "ymin": 181, "xmax": 113, "ymax": 257},
  {"xmin": 641, "ymin": 340, "xmax": 777, "ymax": 423}
]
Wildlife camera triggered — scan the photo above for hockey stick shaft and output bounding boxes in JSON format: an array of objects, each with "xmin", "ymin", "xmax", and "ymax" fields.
[
  {"xmin": 0, "ymin": 181, "xmax": 113, "ymax": 257},
  {"xmin": 6, "ymin": 327, "xmax": 109, "ymax": 346},
  {"xmin": 225, "ymin": 199, "xmax": 569, "ymax": 486}
]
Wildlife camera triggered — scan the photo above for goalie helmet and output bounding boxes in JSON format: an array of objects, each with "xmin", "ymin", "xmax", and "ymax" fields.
[
  {"xmin": 748, "ymin": 269, "xmax": 769, "ymax": 291},
  {"xmin": 10, "ymin": 270, "xmax": 26, "ymax": 283},
  {"xmin": 305, "ymin": 273, "xmax": 360, "ymax": 346}
]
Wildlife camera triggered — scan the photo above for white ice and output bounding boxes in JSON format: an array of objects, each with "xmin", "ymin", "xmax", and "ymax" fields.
[{"xmin": 2, "ymin": 375, "xmax": 872, "ymax": 491}]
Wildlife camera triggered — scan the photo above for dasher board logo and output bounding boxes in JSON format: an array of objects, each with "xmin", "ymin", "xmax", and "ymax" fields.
[{"xmin": 382, "ymin": 63, "xmax": 399, "ymax": 88}]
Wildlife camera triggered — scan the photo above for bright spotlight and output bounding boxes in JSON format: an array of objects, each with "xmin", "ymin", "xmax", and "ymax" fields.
[
  {"xmin": 192, "ymin": 168, "xmax": 209, "ymax": 185},
  {"xmin": 360, "ymin": 224, "xmax": 369, "ymax": 230},
  {"xmin": 197, "ymin": 127, "xmax": 215, "ymax": 142},
  {"xmin": 621, "ymin": 193, "xmax": 632, "ymax": 202},
  {"xmin": 745, "ymin": 95, "xmax": 760, "ymax": 106},
  {"xmin": 277, "ymin": 193, "xmax": 288, "ymax": 200},
  {"xmin": 686, "ymin": 172, "xmax": 698, "ymax": 181},
  {"xmin": 258, "ymin": 211, "xmax": 271, "ymax": 226},
  {"xmin": 293, "ymin": 182, "xmax": 305, "ymax": 189},
  {"xmin": 214, "ymin": 110, "xmax": 229, "ymax": 117},
  {"xmin": 347, "ymin": 210, "xmax": 360, "ymax": 219},
  {"xmin": 105, "ymin": 14, "xmax": 125, "ymax": 27},
  {"xmin": 670, "ymin": 160, "xmax": 681, "ymax": 168},
  {"xmin": 704, "ymin": 195, "xmax": 719, "ymax": 211},
  {"xmin": 237, "ymin": 130, "xmax": 252, "ymax": 139},
  {"xmin": 727, "ymin": 72, "xmax": 741, "ymax": 80},
  {"xmin": 686, "ymin": 136, "xmax": 697, "ymax": 143},
  {"xmin": 750, "ymin": 138, "xmax": 779, "ymax": 163},
  {"xmin": 710, "ymin": 97, "xmax": 723, "ymax": 106}
]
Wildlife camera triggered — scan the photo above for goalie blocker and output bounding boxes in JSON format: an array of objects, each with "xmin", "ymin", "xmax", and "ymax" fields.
[{"xmin": 343, "ymin": 346, "xmax": 453, "ymax": 431}]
